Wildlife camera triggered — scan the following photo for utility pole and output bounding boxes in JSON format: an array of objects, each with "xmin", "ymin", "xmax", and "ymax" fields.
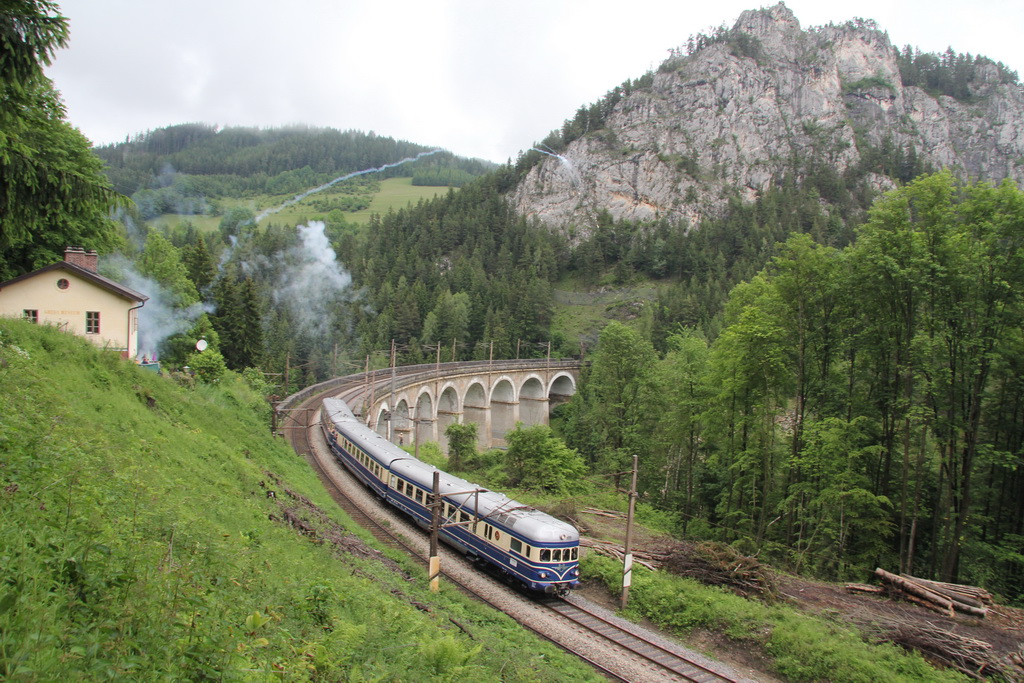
[
  {"xmin": 622, "ymin": 454, "xmax": 638, "ymax": 610},
  {"xmin": 368, "ymin": 359, "xmax": 376, "ymax": 429},
  {"xmin": 390, "ymin": 339, "xmax": 397, "ymax": 442},
  {"xmin": 429, "ymin": 471, "xmax": 441, "ymax": 592},
  {"xmin": 546, "ymin": 340, "xmax": 552, "ymax": 382},
  {"xmin": 362, "ymin": 355, "xmax": 370, "ymax": 420}
]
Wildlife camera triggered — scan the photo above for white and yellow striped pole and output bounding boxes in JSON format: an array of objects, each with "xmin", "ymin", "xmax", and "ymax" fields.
[
  {"xmin": 430, "ymin": 470, "xmax": 441, "ymax": 592},
  {"xmin": 621, "ymin": 454, "xmax": 638, "ymax": 610}
]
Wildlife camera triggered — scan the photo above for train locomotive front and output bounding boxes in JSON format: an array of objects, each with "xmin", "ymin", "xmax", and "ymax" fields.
[{"xmin": 320, "ymin": 398, "xmax": 581, "ymax": 596}]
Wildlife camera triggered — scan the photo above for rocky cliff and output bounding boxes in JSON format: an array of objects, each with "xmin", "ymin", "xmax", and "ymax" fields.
[{"xmin": 510, "ymin": 3, "xmax": 1024, "ymax": 234}]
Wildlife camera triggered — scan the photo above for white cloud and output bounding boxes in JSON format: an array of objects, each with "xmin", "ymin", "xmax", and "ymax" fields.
[{"xmin": 48, "ymin": 0, "xmax": 1024, "ymax": 163}]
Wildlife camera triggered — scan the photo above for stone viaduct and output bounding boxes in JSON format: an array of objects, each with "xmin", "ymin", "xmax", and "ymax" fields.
[{"xmin": 357, "ymin": 358, "xmax": 581, "ymax": 452}]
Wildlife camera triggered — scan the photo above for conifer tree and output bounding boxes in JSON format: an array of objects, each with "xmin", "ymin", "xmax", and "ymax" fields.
[{"xmin": 0, "ymin": 0, "xmax": 124, "ymax": 277}]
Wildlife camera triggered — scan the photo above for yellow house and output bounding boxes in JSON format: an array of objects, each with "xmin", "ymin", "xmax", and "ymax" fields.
[{"xmin": 0, "ymin": 247, "xmax": 148, "ymax": 359}]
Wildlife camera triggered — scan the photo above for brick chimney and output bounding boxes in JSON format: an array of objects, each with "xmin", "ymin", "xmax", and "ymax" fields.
[{"xmin": 64, "ymin": 246, "xmax": 98, "ymax": 273}]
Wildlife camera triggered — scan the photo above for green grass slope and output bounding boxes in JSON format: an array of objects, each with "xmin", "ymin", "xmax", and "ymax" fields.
[
  {"xmin": 0, "ymin": 319, "xmax": 598, "ymax": 682},
  {"xmin": 152, "ymin": 178, "xmax": 454, "ymax": 234}
]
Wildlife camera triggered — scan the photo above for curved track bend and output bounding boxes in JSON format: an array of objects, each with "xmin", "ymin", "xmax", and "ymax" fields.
[{"xmin": 282, "ymin": 374, "xmax": 742, "ymax": 683}]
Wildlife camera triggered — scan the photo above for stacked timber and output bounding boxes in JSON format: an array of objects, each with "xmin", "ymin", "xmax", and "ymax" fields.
[
  {"xmin": 851, "ymin": 568, "xmax": 992, "ymax": 618},
  {"xmin": 664, "ymin": 541, "xmax": 778, "ymax": 599},
  {"xmin": 853, "ymin": 614, "xmax": 1012, "ymax": 681},
  {"xmin": 581, "ymin": 537, "xmax": 778, "ymax": 599},
  {"xmin": 579, "ymin": 537, "xmax": 667, "ymax": 571}
]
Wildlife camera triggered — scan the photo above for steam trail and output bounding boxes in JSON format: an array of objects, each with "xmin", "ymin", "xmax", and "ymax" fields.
[
  {"xmin": 272, "ymin": 220, "xmax": 352, "ymax": 340},
  {"xmin": 255, "ymin": 148, "xmax": 444, "ymax": 222},
  {"xmin": 103, "ymin": 255, "xmax": 213, "ymax": 360},
  {"xmin": 530, "ymin": 146, "xmax": 581, "ymax": 192}
]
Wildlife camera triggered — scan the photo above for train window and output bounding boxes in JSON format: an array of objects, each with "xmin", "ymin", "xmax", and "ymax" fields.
[
  {"xmin": 540, "ymin": 549, "xmax": 550, "ymax": 562},
  {"xmin": 483, "ymin": 525, "xmax": 492, "ymax": 540},
  {"xmin": 524, "ymin": 545, "xmax": 531, "ymax": 558},
  {"xmin": 570, "ymin": 547, "xmax": 578, "ymax": 560},
  {"xmin": 510, "ymin": 538, "xmax": 522, "ymax": 554},
  {"xmin": 460, "ymin": 511, "xmax": 470, "ymax": 524},
  {"xmin": 415, "ymin": 489, "xmax": 424, "ymax": 504}
]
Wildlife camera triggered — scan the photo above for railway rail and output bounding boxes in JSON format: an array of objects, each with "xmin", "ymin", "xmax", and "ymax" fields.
[
  {"xmin": 545, "ymin": 598, "xmax": 738, "ymax": 682},
  {"xmin": 281, "ymin": 372, "xmax": 742, "ymax": 683}
]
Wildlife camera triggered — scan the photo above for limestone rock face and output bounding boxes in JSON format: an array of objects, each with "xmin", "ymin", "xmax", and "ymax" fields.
[{"xmin": 510, "ymin": 3, "xmax": 1024, "ymax": 235}]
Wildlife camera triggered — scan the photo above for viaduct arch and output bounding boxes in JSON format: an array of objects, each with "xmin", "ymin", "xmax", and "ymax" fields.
[{"xmin": 361, "ymin": 359, "xmax": 580, "ymax": 452}]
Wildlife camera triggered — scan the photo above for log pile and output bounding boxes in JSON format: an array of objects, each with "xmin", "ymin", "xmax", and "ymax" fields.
[
  {"xmin": 582, "ymin": 507, "xmax": 627, "ymax": 520},
  {"xmin": 580, "ymin": 537, "xmax": 668, "ymax": 571},
  {"xmin": 854, "ymin": 614, "xmax": 1015, "ymax": 681},
  {"xmin": 581, "ymin": 536, "xmax": 777, "ymax": 599},
  {"xmin": 663, "ymin": 541, "xmax": 778, "ymax": 600},
  {"xmin": 1005, "ymin": 644, "xmax": 1024, "ymax": 682},
  {"xmin": 848, "ymin": 569, "xmax": 992, "ymax": 619}
]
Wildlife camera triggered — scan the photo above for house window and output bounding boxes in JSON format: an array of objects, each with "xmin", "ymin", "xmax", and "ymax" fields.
[
  {"xmin": 23, "ymin": 310, "xmax": 38, "ymax": 324},
  {"xmin": 86, "ymin": 311, "xmax": 100, "ymax": 334},
  {"xmin": 57, "ymin": 278, "xmax": 70, "ymax": 290}
]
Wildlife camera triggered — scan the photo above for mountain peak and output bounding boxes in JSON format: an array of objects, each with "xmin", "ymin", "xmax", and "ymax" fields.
[
  {"xmin": 734, "ymin": 2, "xmax": 800, "ymax": 36},
  {"xmin": 510, "ymin": 6, "xmax": 1024, "ymax": 236}
]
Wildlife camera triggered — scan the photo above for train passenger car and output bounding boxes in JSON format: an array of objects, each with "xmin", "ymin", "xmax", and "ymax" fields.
[
  {"xmin": 321, "ymin": 398, "xmax": 400, "ymax": 498},
  {"xmin": 320, "ymin": 397, "xmax": 580, "ymax": 595}
]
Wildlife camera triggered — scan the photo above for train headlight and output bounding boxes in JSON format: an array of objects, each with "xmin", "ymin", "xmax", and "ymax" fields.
[
  {"xmin": 573, "ymin": 569, "xmax": 580, "ymax": 577},
  {"xmin": 538, "ymin": 571, "xmax": 548, "ymax": 579}
]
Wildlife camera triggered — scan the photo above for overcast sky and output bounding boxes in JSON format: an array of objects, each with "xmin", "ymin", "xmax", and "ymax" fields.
[{"xmin": 45, "ymin": 0, "xmax": 1024, "ymax": 164}]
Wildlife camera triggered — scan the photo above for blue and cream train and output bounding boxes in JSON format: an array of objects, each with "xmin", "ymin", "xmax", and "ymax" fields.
[{"xmin": 320, "ymin": 397, "xmax": 581, "ymax": 595}]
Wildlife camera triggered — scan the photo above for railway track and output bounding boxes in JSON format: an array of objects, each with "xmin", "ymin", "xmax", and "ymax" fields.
[
  {"xmin": 282, "ymin": 377, "xmax": 741, "ymax": 683},
  {"xmin": 282, "ymin": 380, "xmax": 413, "ymax": 555},
  {"xmin": 545, "ymin": 598, "xmax": 738, "ymax": 682}
]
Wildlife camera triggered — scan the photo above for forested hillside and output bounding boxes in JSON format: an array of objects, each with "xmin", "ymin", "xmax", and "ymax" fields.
[
  {"xmin": 92, "ymin": 125, "xmax": 493, "ymax": 220},
  {"xmin": 560, "ymin": 173, "xmax": 1024, "ymax": 603}
]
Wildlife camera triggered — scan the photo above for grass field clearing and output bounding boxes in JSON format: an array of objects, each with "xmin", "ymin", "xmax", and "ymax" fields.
[{"xmin": 151, "ymin": 178, "xmax": 454, "ymax": 234}]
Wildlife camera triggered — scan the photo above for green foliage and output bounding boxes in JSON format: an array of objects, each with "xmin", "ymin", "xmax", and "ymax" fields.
[
  {"xmin": 583, "ymin": 554, "xmax": 964, "ymax": 682},
  {"xmin": 896, "ymin": 45, "xmax": 1019, "ymax": 101},
  {"xmin": 842, "ymin": 75, "xmax": 896, "ymax": 94},
  {"xmin": 571, "ymin": 172, "xmax": 1024, "ymax": 603},
  {"xmin": 0, "ymin": 319, "xmax": 600, "ymax": 682},
  {"xmin": 0, "ymin": 2, "xmax": 124, "ymax": 278},
  {"xmin": 137, "ymin": 230, "xmax": 199, "ymax": 305},
  {"xmin": 505, "ymin": 424, "xmax": 588, "ymax": 494},
  {"xmin": 185, "ymin": 347, "xmax": 227, "ymax": 383},
  {"xmin": 412, "ymin": 441, "xmax": 447, "ymax": 469},
  {"xmin": 94, "ymin": 125, "xmax": 492, "ymax": 199},
  {"xmin": 562, "ymin": 321, "xmax": 659, "ymax": 480},
  {"xmin": 412, "ymin": 167, "xmax": 476, "ymax": 187},
  {"xmin": 444, "ymin": 422, "xmax": 477, "ymax": 470}
]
